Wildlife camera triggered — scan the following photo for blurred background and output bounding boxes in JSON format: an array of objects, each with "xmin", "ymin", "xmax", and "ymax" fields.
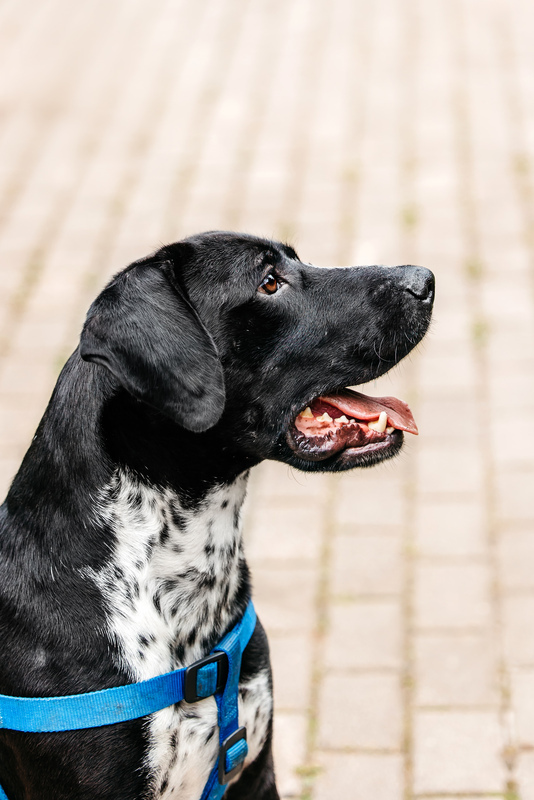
[{"xmin": 0, "ymin": 0, "xmax": 533, "ymax": 797}]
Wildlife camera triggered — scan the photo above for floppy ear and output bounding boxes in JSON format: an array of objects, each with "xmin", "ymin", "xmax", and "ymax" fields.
[{"xmin": 79, "ymin": 258, "xmax": 226, "ymax": 433}]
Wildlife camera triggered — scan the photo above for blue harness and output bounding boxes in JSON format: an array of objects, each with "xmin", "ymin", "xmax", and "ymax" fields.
[{"xmin": 0, "ymin": 600, "xmax": 256, "ymax": 800}]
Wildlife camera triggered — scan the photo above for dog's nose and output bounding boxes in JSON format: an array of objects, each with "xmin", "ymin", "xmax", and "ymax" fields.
[{"xmin": 399, "ymin": 266, "xmax": 435, "ymax": 301}]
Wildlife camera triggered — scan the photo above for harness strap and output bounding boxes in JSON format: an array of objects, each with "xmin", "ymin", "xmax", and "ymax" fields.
[
  {"xmin": 0, "ymin": 666, "xmax": 190, "ymax": 733},
  {"xmin": 200, "ymin": 600, "xmax": 257, "ymax": 799},
  {"xmin": 0, "ymin": 600, "xmax": 257, "ymax": 799}
]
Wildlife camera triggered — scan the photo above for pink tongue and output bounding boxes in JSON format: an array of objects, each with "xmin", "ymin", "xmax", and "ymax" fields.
[{"xmin": 318, "ymin": 389, "xmax": 418, "ymax": 435}]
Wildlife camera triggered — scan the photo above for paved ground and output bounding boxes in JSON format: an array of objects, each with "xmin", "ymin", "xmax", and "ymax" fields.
[{"xmin": 0, "ymin": 0, "xmax": 533, "ymax": 797}]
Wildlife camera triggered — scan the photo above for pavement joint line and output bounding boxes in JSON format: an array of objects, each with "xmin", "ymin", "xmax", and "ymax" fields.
[
  {"xmin": 0, "ymin": 13, "xmax": 122, "ymax": 356},
  {"xmin": 0, "ymin": 113, "xmax": 62, "ymax": 242},
  {"xmin": 398, "ymin": 0, "xmax": 419, "ymax": 795},
  {"xmin": 452, "ymin": 0, "xmax": 516, "ymax": 793},
  {"xmin": 220, "ymin": 0, "xmax": 287, "ymax": 232},
  {"xmin": 316, "ymin": 746, "xmax": 403, "ymax": 756},
  {"xmin": 496, "ymin": 1, "xmax": 534, "ymax": 300},
  {"xmin": 59, "ymin": 0, "xmax": 198, "ymax": 353},
  {"xmin": 497, "ymin": 588, "xmax": 534, "ymax": 598},
  {"xmin": 414, "ymin": 555, "xmax": 490, "ymax": 565},
  {"xmin": 414, "ymin": 795, "xmax": 507, "ymax": 799},
  {"xmin": 274, "ymin": 0, "xmax": 332, "ymax": 246},
  {"xmin": 301, "ymin": 473, "xmax": 336, "ymax": 800},
  {"xmin": 414, "ymin": 795, "xmax": 505, "ymax": 799},
  {"xmin": 416, "ymin": 705, "xmax": 503, "ymax": 713},
  {"xmin": 330, "ymin": 594, "xmax": 402, "ymax": 603},
  {"xmin": 0, "ymin": 0, "xmax": 173, "ymax": 368},
  {"xmin": 330, "ymin": 593, "xmax": 401, "ymax": 601},
  {"xmin": 335, "ymin": 0, "xmax": 375, "ymax": 265},
  {"xmin": 161, "ymin": 0, "xmax": 250, "ymax": 243},
  {"xmin": 325, "ymin": 666, "xmax": 404, "ymax": 676},
  {"xmin": 41, "ymin": 0, "xmax": 206, "ymax": 372},
  {"xmin": 415, "ymin": 626, "xmax": 494, "ymax": 635}
]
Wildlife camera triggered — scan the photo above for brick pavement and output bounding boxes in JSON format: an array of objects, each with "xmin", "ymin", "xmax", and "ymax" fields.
[{"xmin": 0, "ymin": 0, "xmax": 533, "ymax": 797}]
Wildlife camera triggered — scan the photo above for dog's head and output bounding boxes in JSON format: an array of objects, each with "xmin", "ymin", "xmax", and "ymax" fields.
[{"xmin": 80, "ymin": 231, "xmax": 434, "ymax": 474}]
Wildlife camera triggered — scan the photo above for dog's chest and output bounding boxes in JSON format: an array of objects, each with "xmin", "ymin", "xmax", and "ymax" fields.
[{"xmin": 90, "ymin": 471, "xmax": 271, "ymax": 799}]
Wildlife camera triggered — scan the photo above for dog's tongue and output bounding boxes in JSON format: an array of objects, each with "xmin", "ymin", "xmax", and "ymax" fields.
[{"xmin": 319, "ymin": 389, "xmax": 418, "ymax": 434}]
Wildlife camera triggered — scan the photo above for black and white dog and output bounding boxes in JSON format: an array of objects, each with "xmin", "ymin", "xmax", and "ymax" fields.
[{"xmin": 0, "ymin": 232, "xmax": 434, "ymax": 799}]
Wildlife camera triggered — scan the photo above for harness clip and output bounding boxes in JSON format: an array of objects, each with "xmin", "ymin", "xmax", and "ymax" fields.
[
  {"xmin": 218, "ymin": 726, "xmax": 248, "ymax": 785},
  {"xmin": 183, "ymin": 652, "xmax": 228, "ymax": 703}
]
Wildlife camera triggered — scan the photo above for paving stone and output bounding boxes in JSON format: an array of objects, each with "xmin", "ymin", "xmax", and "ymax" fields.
[
  {"xmin": 503, "ymin": 596, "xmax": 534, "ymax": 666},
  {"xmin": 416, "ymin": 444, "xmax": 484, "ymax": 495},
  {"xmin": 414, "ymin": 562, "xmax": 492, "ymax": 630},
  {"xmin": 414, "ymin": 633, "xmax": 498, "ymax": 707},
  {"xmin": 487, "ymin": 328, "xmax": 534, "ymax": 371},
  {"xmin": 0, "ymin": 403, "xmax": 43, "ymax": 448},
  {"xmin": 517, "ymin": 752, "xmax": 534, "ymax": 800},
  {"xmin": 496, "ymin": 467, "xmax": 534, "ymax": 523},
  {"xmin": 253, "ymin": 460, "xmax": 328, "ymax": 503},
  {"xmin": 318, "ymin": 673, "xmax": 402, "ymax": 750},
  {"xmin": 489, "ymin": 362, "xmax": 534, "ymax": 411},
  {"xmin": 417, "ymin": 349, "xmax": 477, "ymax": 396},
  {"xmin": 413, "ymin": 711, "xmax": 505, "ymax": 794},
  {"xmin": 253, "ymin": 567, "xmax": 317, "ymax": 634},
  {"xmin": 417, "ymin": 398, "xmax": 479, "ymax": 444},
  {"xmin": 511, "ymin": 669, "xmax": 534, "ymax": 747},
  {"xmin": 428, "ymin": 309, "xmax": 472, "ymax": 346},
  {"xmin": 335, "ymin": 468, "xmax": 406, "ymax": 528},
  {"xmin": 313, "ymin": 753, "xmax": 403, "ymax": 800},
  {"xmin": 269, "ymin": 633, "xmax": 313, "ymax": 712},
  {"xmin": 331, "ymin": 533, "xmax": 403, "ymax": 597},
  {"xmin": 325, "ymin": 599, "xmax": 402, "ymax": 670},
  {"xmin": 491, "ymin": 417, "xmax": 534, "ymax": 467},
  {"xmin": 498, "ymin": 529, "xmax": 534, "ymax": 591},
  {"xmin": 0, "ymin": 457, "xmax": 21, "ymax": 499},
  {"xmin": 414, "ymin": 497, "xmax": 486, "ymax": 557},
  {"xmin": 0, "ymin": 359, "xmax": 56, "ymax": 396},
  {"xmin": 272, "ymin": 711, "xmax": 306, "ymax": 799},
  {"xmin": 246, "ymin": 502, "xmax": 323, "ymax": 565}
]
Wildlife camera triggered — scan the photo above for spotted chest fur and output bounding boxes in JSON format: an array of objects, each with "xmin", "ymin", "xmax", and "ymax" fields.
[{"xmin": 86, "ymin": 469, "xmax": 272, "ymax": 800}]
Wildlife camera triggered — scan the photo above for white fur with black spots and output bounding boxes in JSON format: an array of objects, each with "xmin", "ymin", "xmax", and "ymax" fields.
[{"xmin": 86, "ymin": 469, "xmax": 271, "ymax": 799}]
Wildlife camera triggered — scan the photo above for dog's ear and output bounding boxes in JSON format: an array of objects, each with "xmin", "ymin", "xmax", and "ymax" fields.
[{"xmin": 79, "ymin": 255, "xmax": 225, "ymax": 433}]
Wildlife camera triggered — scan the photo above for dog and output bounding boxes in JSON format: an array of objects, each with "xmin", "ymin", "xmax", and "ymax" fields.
[{"xmin": 0, "ymin": 231, "xmax": 434, "ymax": 799}]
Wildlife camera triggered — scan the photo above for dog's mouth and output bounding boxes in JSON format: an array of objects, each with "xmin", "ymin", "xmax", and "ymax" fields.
[{"xmin": 287, "ymin": 388, "xmax": 417, "ymax": 465}]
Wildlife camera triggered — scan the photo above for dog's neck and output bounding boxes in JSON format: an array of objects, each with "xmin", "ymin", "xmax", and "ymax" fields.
[
  {"xmin": 4, "ymin": 356, "xmax": 253, "ymax": 679},
  {"xmin": 88, "ymin": 467, "xmax": 251, "ymax": 681}
]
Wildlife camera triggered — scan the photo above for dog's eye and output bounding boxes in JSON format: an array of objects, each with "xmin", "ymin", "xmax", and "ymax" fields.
[{"xmin": 258, "ymin": 273, "xmax": 279, "ymax": 295}]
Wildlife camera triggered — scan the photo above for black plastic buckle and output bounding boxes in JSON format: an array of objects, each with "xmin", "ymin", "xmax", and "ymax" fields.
[
  {"xmin": 218, "ymin": 726, "xmax": 247, "ymax": 785},
  {"xmin": 183, "ymin": 652, "xmax": 228, "ymax": 703}
]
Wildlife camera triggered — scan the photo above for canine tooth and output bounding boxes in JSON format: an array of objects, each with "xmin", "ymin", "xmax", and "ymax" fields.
[
  {"xmin": 300, "ymin": 407, "xmax": 314, "ymax": 419},
  {"xmin": 317, "ymin": 412, "xmax": 333, "ymax": 422},
  {"xmin": 386, "ymin": 426, "xmax": 394, "ymax": 434},
  {"xmin": 368, "ymin": 411, "xmax": 388, "ymax": 433},
  {"xmin": 337, "ymin": 415, "xmax": 349, "ymax": 423}
]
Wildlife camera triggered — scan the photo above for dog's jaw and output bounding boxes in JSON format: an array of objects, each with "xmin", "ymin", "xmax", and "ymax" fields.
[
  {"xmin": 283, "ymin": 388, "xmax": 417, "ymax": 467},
  {"xmin": 83, "ymin": 468, "xmax": 270, "ymax": 800}
]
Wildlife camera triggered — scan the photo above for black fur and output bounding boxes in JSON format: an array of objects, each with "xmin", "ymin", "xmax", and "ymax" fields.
[{"xmin": 0, "ymin": 231, "xmax": 434, "ymax": 799}]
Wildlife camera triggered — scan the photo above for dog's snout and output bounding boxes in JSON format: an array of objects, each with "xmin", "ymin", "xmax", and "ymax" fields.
[{"xmin": 400, "ymin": 266, "xmax": 435, "ymax": 301}]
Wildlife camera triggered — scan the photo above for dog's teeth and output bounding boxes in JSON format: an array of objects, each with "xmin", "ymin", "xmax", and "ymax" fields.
[
  {"xmin": 368, "ymin": 411, "xmax": 388, "ymax": 433},
  {"xmin": 337, "ymin": 415, "xmax": 349, "ymax": 423},
  {"xmin": 386, "ymin": 426, "xmax": 394, "ymax": 434},
  {"xmin": 300, "ymin": 407, "xmax": 314, "ymax": 419},
  {"xmin": 317, "ymin": 412, "xmax": 333, "ymax": 422}
]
